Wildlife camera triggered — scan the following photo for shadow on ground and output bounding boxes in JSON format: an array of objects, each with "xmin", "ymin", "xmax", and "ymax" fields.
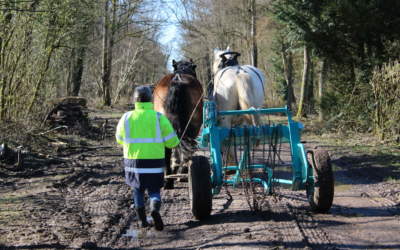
[{"xmin": 332, "ymin": 153, "xmax": 400, "ymax": 184}]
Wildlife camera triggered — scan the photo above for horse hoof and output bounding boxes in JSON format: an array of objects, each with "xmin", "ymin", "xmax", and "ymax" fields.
[
  {"xmin": 178, "ymin": 177, "xmax": 188, "ymax": 183},
  {"xmin": 171, "ymin": 165, "xmax": 180, "ymax": 174},
  {"xmin": 164, "ymin": 179, "xmax": 174, "ymax": 189},
  {"xmin": 178, "ymin": 166, "xmax": 188, "ymax": 174}
]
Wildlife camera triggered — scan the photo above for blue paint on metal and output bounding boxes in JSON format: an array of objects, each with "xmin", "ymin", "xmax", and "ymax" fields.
[
  {"xmin": 273, "ymin": 179, "xmax": 293, "ymax": 185},
  {"xmin": 199, "ymin": 100, "xmax": 311, "ymax": 196}
]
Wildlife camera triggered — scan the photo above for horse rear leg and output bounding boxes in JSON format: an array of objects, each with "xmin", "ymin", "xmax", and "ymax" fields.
[
  {"xmin": 164, "ymin": 148, "xmax": 174, "ymax": 189},
  {"xmin": 171, "ymin": 148, "xmax": 181, "ymax": 174},
  {"xmin": 172, "ymin": 147, "xmax": 190, "ymax": 182}
]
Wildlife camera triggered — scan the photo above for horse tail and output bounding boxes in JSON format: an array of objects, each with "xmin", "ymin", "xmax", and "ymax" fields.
[
  {"xmin": 236, "ymin": 73, "xmax": 253, "ymax": 108},
  {"xmin": 165, "ymin": 74, "xmax": 186, "ymax": 135},
  {"xmin": 164, "ymin": 75, "xmax": 196, "ymax": 155},
  {"xmin": 236, "ymin": 70, "xmax": 265, "ymax": 126}
]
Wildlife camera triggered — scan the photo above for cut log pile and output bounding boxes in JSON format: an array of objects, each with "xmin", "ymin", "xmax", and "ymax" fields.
[{"xmin": 45, "ymin": 97, "xmax": 90, "ymax": 130}]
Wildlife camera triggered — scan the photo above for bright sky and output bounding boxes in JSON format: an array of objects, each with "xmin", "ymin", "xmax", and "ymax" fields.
[{"xmin": 157, "ymin": 0, "xmax": 185, "ymax": 70}]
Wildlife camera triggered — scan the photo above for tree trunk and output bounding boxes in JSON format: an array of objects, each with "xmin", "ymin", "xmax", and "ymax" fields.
[
  {"xmin": 66, "ymin": 49, "xmax": 74, "ymax": 96},
  {"xmin": 281, "ymin": 47, "xmax": 295, "ymax": 110},
  {"xmin": 27, "ymin": 45, "xmax": 56, "ymax": 114},
  {"xmin": 307, "ymin": 59, "xmax": 314, "ymax": 113},
  {"xmin": 296, "ymin": 44, "xmax": 310, "ymax": 118},
  {"xmin": 318, "ymin": 59, "xmax": 328, "ymax": 121},
  {"xmin": 101, "ymin": 0, "xmax": 113, "ymax": 106},
  {"xmin": 108, "ymin": 0, "xmax": 117, "ymax": 102},
  {"xmin": 0, "ymin": 4, "xmax": 13, "ymax": 120},
  {"xmin": 27, "ymin": 12, "xmax": 58, "ymax": 115},
  {"xmin": 71, "ymin": 46, "xmax": 86, "ymax": 96},
  {"xmin": 0, "ymin": 37, "xmax": 5, "ymax": 120},
  {"xmin": 250, "ymin": 0, "xmax": 257, "ymax": 67},
  {"xmin": 68, "ymin": 22, "xmax": 89, "ymax": 97}
]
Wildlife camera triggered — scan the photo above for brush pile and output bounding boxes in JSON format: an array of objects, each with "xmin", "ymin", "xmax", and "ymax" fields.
[{"xmin": 45, "ymin": 97, "xmax": 90, "ymax": 132}]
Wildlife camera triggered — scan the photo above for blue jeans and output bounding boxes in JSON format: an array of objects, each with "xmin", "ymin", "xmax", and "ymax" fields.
[{"xmin": 132, "ymin": 186, "xmax": 161, "ymax": 208}]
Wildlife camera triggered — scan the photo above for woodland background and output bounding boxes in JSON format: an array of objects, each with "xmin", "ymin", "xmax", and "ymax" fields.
[{"xmin": 0, "ymin": 0, "xmax": 399, "ymax": 141}]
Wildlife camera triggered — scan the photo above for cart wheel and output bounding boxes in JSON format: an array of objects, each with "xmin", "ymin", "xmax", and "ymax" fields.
[
  {"xmin": 189, "ymin": 156, "xmax": 212, "ymax": 220},
  {"xmin": 306, "ymin": 149, "xmax": 334, "ymax": 213}
]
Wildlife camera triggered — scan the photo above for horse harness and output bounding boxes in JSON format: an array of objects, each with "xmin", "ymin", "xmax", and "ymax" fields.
[
  {"xmin": 218, "ymin": 52, "xmax": 241, "ymax": 69},
  {"xmin": 209, "ymin": 51, "xmax": 264, "ymax": 99},
  {"xmin": 173, "ymin": 63, "xmax": 197, "ymax": 78},
  {"xmin": 171, "ymin": 73, "xmax": 183, "ymax": 83},
  {"xmin": 213, "ymin": 65, "xmax": 265, "ymax": 95}
]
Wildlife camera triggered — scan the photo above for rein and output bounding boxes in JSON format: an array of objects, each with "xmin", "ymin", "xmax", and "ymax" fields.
[{"xmin": 179, "ymin": 78, "xmax": 214, "ymax": 142}]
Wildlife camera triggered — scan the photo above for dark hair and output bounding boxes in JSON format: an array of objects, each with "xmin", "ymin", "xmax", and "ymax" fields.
[{"xmin": 133, "ymin": 86, "xmax": 152, "ymax": 102}]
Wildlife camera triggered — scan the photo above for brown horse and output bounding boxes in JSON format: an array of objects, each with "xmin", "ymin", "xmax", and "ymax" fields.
[{"xmin": 153, "ymin": 59, "xmax": 203, "ymax": 188}]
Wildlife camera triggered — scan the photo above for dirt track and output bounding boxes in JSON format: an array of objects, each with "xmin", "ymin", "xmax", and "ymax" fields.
[{"xmin": 1, "ymin": 109, "xmax": 399, "ymax": 249}]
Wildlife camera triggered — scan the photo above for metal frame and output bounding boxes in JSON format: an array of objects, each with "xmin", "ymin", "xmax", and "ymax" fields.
[{"xmin": 199, "ymin": 100, "xmax": 313, "ymax": 195}]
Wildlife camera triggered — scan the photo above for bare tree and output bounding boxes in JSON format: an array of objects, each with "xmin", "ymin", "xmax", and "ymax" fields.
[
  {"xmin": 113, "ymin": 40, "xmax": 144, "ymax": 103},
  {"xmin": 296, "ymin": 44, "xmax": 310, "ymax": 118},
  {"xmin": 318, "ymin": 59, "xmax": 328, "ymax": 121},
  {"xmin": 101, "ymin": 0, "xmax": 116, "ymax": 106},
  {"xmin": 249, "ymin": 0, "xmax": 257, "ymax": 67},
  {"xmin": 281, "ymin": 44, "xmax": 295, "ymax": 110}
]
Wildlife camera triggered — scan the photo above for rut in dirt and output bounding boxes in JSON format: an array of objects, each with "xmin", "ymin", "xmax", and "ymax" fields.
[{"xmin": 1, "ymin": 111, "xmax": 400, "ymax": 250}]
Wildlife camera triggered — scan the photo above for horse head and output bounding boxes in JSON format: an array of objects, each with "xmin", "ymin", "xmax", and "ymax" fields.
[
  {"xmin": 213, "ymin": 47, "xmax": 241, "ymax": 74},
  {"xmin": 172, "ymin": 59, "xmax": 197, "ymax": 78}
]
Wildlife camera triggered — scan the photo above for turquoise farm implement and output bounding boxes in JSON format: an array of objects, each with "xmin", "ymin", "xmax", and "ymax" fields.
[{"xmin": 188, "ymin": 100, "xmax": 334, "ymax": 220}]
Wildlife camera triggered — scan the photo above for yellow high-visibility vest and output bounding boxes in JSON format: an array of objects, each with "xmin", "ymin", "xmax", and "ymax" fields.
[{"xmin": 116, "ymin": 102, "xmax": 179, "ymax": 160}]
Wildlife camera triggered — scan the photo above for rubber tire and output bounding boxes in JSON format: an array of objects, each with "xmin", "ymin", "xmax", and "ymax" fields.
[
  {"xmin": 189, "ymin": 156, "xmax": 212, "ymax": 220},
  {"xmin": 307, "ymin": 149, "xmax": 334, "ymax": 213}
]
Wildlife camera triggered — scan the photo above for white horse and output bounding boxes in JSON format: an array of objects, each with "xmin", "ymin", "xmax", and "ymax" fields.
[{"xmin": 212, "ymin": 47, "xmax": 266, "ymax": 128}]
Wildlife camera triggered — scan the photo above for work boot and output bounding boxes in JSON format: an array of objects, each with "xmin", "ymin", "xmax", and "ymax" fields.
[
  {"xmin": 150, "ymin": 200, "xmax": 164, "ymax": 231},
  {"xmin": 136, "ymin": 207, "xmax": 149, "ymax": 228}
]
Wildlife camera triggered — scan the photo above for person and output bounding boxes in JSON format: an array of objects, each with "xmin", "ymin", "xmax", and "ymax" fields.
[{"xmin": 116, "ymin": 86, "xmax": 179, "ymax": 231}]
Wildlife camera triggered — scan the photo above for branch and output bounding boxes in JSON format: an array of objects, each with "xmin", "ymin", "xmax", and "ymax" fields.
[{"xmin": 0, "ymin": 8, "xmax": 47, "ymax": 12}]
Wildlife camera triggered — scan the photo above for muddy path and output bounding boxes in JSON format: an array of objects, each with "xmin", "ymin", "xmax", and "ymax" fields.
[{"xmin": 1, "ymin": 109, "xmax": 399, "ymax": 249}]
